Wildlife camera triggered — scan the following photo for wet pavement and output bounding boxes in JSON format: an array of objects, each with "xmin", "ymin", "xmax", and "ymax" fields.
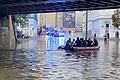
[{"xmin": 0, "ymin": 32, "xmax": 120, "ymax": 80}]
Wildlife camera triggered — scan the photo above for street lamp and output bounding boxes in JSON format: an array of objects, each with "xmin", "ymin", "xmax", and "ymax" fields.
[{"xmin": 86, "ymin": 10, "xmax": 88, "ymax": 38}]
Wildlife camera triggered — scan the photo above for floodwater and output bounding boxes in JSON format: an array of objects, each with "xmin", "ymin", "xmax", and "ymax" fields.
[{"xmin": 0, "ymin": 33, "xmax": 120, "ymax": 80}]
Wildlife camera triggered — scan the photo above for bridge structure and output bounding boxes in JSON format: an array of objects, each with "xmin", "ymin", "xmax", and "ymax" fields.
[{"xmin": 0, "ymin": 0, "xmax": 120, "ymax": 49}]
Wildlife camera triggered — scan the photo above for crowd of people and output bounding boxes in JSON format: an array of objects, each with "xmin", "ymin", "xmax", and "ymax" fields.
[{"xmin": 64, "ymin": 37, "xmax": 98, "ymax": 50}]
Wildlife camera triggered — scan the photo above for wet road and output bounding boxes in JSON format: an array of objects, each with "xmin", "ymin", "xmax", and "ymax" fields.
[{"xmin": 0, "ymin": 32, "xmax": 120, "ymax": 80}]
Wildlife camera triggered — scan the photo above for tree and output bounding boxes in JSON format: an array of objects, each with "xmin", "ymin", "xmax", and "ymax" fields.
[
  {"xmin": 14, "ymin": 14, "xmax": 28, "ymax": 28},
  {"xmin": 11, "ymin": 14, "xmax": 27, "ymax": 41},
  {"xmin": 112, "ymin": 9, "xmax": 120, "ymax": 38}
]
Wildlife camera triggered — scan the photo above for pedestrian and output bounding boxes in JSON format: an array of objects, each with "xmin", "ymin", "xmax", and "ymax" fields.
[
  {"xmin": 107, "ymin": 33, "xmax": 109, "ymax": 40},
  {"xmin": 104, "ymin": 34, "xmax": 108, "ymax": 43}
]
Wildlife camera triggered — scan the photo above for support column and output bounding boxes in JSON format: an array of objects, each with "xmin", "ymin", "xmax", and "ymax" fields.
[{"xmin": 8, "ymin": 15, "xmax": 16, "ymax": 49}]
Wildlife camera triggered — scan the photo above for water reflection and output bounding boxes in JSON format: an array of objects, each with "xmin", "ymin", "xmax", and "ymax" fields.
[
  {"xmin": 55, "ymin": 37, "xmax": 59, "ymax": 48},
  {"xmin": 113, "ymin": 40, "xmax": 119, "ymax": 55},
  {"xmin": 59, "ymin": 37, "xmax": 65, "ymax": 46},
  {"xmin": 46, "ymin": 35, "xmax": 65, "ymax": 50},
  {"xmin": 17, "ymin": 39, "xmax": 37, "ymax": 50},
  {"xmin": 111, "ymin": 41, "xmax": 120, "ymax": 69},
  {"xmin": 46, "ymin": 36, "xmax": 53, "ymax": 50},
  {"xmin": 73, "ymin": 51, "xmax": 98, "ymax": 59},
  {"xmin": 1, "ymin": 33, "xmax": 120, "ymax": 80}
]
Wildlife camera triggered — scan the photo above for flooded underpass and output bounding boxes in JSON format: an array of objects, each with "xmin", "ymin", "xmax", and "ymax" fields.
[{"xmin": 0, "ymin": 33, "xmax": 120, "ymax": 80}]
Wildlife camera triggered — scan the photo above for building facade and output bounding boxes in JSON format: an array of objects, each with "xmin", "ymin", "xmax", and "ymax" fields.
[
  {"xmin": 37, "ymin": 11, "xmax": 84, "ymax": 32},
  {"xmin": 81, "ymin": 9, "xmax": 118, "ymax": 38},
  {"xmin": 27, "ymin": 14, "xmax": 38, "ymax": 36}
]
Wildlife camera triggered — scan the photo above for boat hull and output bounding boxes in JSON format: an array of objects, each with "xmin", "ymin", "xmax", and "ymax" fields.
[
  {"xmin": 58, "ymin": 45, "xmax": 100, "ymax": 51},
  {"xmin": 73, "ymin": 46, "xmax": 100, "ymax": 51}
]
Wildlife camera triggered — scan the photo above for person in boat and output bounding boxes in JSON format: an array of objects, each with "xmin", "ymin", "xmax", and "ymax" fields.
[
  {"xmin": 87, "ymin": 38, "xmax": 94, "ymax": 47},
  {"xmin": 84, "ymin": 38, "xmax": 88, "ymax": 47},
  {"xmin": 69, "ymin": 39, "xmax": 75, "ymax": 51},
  {"xmin": 94, "ymin": 39, "xmax": 98, "ymax": 46},
  {"xmin": 75, "ymin": 37, "xmax": 80, "ymax": 47},
  {"xmin": 82, "ymin": 38, "xmax": 87, "ymax": 47},
  {"xmin": 93, "ymin": 34, "xmax": 98, "ymax": 46},
  {"xmin": 80, "ymin": 38, "xmax": 84, "ymax": 47},
  {"xmin": 72, "ymin": 39, "xmax": 75, "ymax": 46},
  {"xmin": 76, "ymin": 37, "xmax": 83, "ymax": 47},
  {"xmin": 75, "ymin": 38, "xmax": 87, "ymax": 47},
  {"xmin": 64, "ymin": 38, "xmax": 72, "ymax": 50}
]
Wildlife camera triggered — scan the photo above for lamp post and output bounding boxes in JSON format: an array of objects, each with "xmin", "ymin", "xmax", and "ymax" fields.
[
  {"xmin": 86, "ymin": 10, "xmax": 88, "ymax": 38},
  {"xmin": 55, "ymin": 12, "xmax": 57, "ymax": 28},
  {"xmin": 45, "ymin": 13, "xmax": 46, "ymax": 27}
]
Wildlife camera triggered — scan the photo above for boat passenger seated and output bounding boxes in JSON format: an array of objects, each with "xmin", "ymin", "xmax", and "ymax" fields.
[
  {"xmin": 82, "ymin": 38, "xmax": 87, "ymax": 47},
  {"xmin": 72, "ymin": 39, "xmax": 75, "ymax": 46},
  {"xmin": 64, "ymin": 38, "xmax": 72, "ymax": 50},
  {"xmin": 75, "ymin": 37, "xmax": 79, "ymax": 47},
  {"xmin": 87, "ymin": 38, "xmax": 94, "ymax": 47},
  {"xmin": 79, "ymin": 38, "xmax": 84, "ymax": 47},
  {"xmin": 77, "ymin": 38, "xmax": 83, "ymax": 47},
  {"xmin": 79, "ymin": 38, "xmax": 83, "ymax": 47},
  {"xmin": 85, "ymin": 38, "xmax": 88, "ymax": 47}
]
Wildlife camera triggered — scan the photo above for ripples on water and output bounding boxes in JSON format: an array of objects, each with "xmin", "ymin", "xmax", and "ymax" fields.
[{"xmin": 0, "ymin": 35, "xmax": 120, "ymax": 80}]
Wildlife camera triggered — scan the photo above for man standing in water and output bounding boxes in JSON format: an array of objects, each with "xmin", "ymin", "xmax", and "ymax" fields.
[
  {"xmin": 38, "ymin": 27, "xmax": 42, "ymax": 36},
  {"xmin": 93, "ymin": 34, "xmax": 98, "ymax": 46}
]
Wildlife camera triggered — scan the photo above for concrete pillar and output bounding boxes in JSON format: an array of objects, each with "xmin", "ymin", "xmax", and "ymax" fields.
[{"xmin": 8, "ymin": 15, "xmax": 16, "ymax": 49}]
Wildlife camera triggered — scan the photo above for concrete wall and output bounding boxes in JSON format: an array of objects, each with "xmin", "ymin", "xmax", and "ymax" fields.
[{"xmin": 0, "ymin": 15, "xmax": 16, "ymax": 49}]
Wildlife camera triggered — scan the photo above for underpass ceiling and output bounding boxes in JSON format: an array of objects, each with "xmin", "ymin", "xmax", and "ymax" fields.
[{"xmin": 0, "ymin": 0, "xmax": 120, "ymax": 16}]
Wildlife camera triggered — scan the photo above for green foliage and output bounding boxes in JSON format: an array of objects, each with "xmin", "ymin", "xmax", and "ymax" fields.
[
  {"xmin": 112, "ymin": 9, "xmax": 120, "ymax": 28},
  {"xmin": 14, "ymin": 14, "xmax": 28, "ymax": 27}
]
